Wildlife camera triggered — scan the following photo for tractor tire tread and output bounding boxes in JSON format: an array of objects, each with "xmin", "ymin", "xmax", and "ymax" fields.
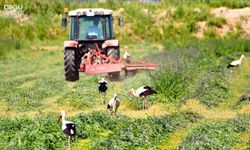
[{"xmin": 64, "ymin": 49, "xmax": 79, "ymax": 81}]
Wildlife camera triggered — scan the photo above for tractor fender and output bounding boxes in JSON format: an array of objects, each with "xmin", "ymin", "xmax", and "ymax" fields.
[
  {"xmin": 64, "ymin": 40, "xmax": 78, "ymax": 49},
  {"xmin": 102, "ymin": 40, "xmax": 119, "ymax": 49}
]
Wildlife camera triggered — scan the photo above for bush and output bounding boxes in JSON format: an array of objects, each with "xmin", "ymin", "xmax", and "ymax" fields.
[
  {"xmin": 204, "ymin": 27, "xmax": 217, "ymax": 38},
  {"xmin": 207, "ymin": 17, "xmax": 226, "ymax": 28},
  {"xmin": 150, "ymin": 47, "xmax": 207, "ymax": 104},
  {"xmin": 152, "ymin": 69, "xmax": 187, "ymax": 103}
]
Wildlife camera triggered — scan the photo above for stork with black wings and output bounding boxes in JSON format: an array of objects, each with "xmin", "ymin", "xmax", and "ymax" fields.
[
  {"xmin": 128, "ymin": 86, "xmax": 157, "ymax": 109},
  {"xmin": 98, "ymin": 77, "xmax": 108, "ymax": 104},
  {"xmin": 58, "ymin": 110, "xmax": 76, "ymax": 150}
]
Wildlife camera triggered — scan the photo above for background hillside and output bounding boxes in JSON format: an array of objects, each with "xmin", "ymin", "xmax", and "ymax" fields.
[
  {"xmin": 0, "ymin": 0, "xmax": 250, "ymax": 149},
  {"xmin": 1, "ymin": 0, "xmax": 250, "ymax": 54}
]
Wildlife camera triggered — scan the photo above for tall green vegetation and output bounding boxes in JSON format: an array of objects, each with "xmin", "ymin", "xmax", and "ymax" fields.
[
  {"xmin": 150, "ymin": 47, "xmax": 202, "ymax": 104},
  {"xmin": 0, "ymin": 115, "xmax": 65, "ymax": 149},
  {"xmin": 150, "ymin": 38, "xmax": 250, "ymax": 107},
  {"xmin": 1, "ymin": 0, "xmax": 250, "ymax": 56},
  {"xmin": 0, "ymin": 111, "xmax": 198, "ymax": 149}
]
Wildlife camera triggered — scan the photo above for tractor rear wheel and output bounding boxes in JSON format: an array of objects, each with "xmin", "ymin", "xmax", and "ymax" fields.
[
  {"xmin": 107, "ymin": 48, "xmax": 120, "ymax": 80},
  {"xmin": 64, "ymin": 49, "xmax": 79, "ymax": 81},
  {"xmin": 125, "ymin": 70, "xmax": 137, "ymax": 77}
]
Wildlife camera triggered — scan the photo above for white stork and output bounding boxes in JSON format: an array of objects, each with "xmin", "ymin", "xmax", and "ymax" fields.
[
  {"xmin": 98, "ymin": 77, "xmax": 108, "ymax": 104},
  {"xmin": 123, "ymin": 48, "xmax": 131, "ymax": 63},
  {"xmin": 227, "ymin": 54, "xmax": 246, "ymax": 68},
  {"xmin": 107, "ymin": 93, "xmax": 120, "ymax": 115},
  {"xmin": 128, "ymin": 86, "xmax": 157, "ymax": 109},
  {"xmin": 58, "ymin": 110, "xmax": 76, "ymax": 150},
  {"xmin": 123, "ymin": 50, "xmax": 130, "ymax": 59}
]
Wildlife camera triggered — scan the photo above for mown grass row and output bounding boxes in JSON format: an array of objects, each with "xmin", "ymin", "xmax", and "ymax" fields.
[
  {"xmin": 1, "ymin": 111, "xmax": 249, "ymax": 149},
  {"xmin": 0, "ymin": 111, "xmax": 199, "ymax": 149},
  {"xmin": 57, "ymin": 76, "xmax": 100, "ymax": 110},
  {"xmin": 235, "ymin": 74, "xmax": 250, "ymax": 107},
  {"xmin": 0, "ymin": 48, "xmax": 67, "ymax": 111},
  {"xmin": 179, "ymin": 114, "xmax": 250, "ymax": 149}
]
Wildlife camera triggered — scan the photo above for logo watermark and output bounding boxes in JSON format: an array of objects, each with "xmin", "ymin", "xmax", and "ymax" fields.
[
  {"xmin": 1, "ymin": 4, "xmax": 24, "ymax": 18},
  {"xmin": 4, "ymin": 4, "xmax": 23, "ymax": 11}
]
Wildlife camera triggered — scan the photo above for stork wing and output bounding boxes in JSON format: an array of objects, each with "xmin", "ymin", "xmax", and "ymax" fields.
[
  {"xmin": 64, "ymin": 123, "xmax": 76, "ymax": 135},
  {"xmin": 143, "ymin": 86, "xmax": 152, "ymax": 90},
  {"xmin": 66, "ymin": 123, "xmax": 75, "ymax": 128},
  {"xmin": 230, "ymin": 60, "xmax": 240, "ymax": 66}
]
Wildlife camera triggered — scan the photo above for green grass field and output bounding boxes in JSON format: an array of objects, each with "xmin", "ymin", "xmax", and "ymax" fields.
[
  {"xmin": 1, "ymin": 0, "xmax": 250, "ymax": 149},
  {"xmin": 0, "ymin": 39, "xmax": 250, "ymax": 149}
]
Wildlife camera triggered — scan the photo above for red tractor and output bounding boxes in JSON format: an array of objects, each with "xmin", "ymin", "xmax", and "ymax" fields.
[{"xmin": 62, "ymin": 8, "xmax": 156, "ymax": 81}]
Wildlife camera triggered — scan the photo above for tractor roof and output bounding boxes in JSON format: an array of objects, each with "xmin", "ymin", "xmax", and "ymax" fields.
[{"xmin": 68, "ymin": 8, "xmax": 112, "ymax": 16}]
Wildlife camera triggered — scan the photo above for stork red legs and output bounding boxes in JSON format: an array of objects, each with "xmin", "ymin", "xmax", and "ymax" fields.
[
  {"xmin": 58, "ymin": 110, "xmax": 76, "ymax": 150},
  {"xmin": 129, "ymin": 86, "xmax": 157, "ymax": 109}
]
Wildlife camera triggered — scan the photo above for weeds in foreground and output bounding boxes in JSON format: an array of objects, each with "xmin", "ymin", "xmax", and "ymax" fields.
[{"xmin": 0, "ymin": 111, "xmax": 199, "ymax": 149}]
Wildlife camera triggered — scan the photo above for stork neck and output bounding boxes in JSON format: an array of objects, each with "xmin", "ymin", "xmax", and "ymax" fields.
[
  {"xmin": 240, "ymin": 56, "xmax": 244, "ymax": 61},
  {"xmin": 61, "ymin": 114, "xmax": 66, "ymax": 123}
]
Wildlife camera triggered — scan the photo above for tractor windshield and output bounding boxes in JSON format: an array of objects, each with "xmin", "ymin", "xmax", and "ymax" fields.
[{"xmin": 69, "ymin": 15, "xmax": 113, "ymax": 40}]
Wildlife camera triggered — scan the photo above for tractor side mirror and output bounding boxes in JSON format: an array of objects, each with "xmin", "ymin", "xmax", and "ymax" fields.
[
  {"xmin": 62, "ymin": 8, "xmax": 69, "ymax": 27},
  {"xmin": 62, "ymin": 18, "xmax": 67, "ymax": 27},
  {"xmin": 118, "ymin": 17, "xmax": 124, "ymax": 27}
]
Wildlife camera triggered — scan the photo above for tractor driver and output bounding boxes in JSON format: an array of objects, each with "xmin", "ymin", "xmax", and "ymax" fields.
[{"xmin": 86, "ymin": 19, "xmax": 103, "ymax": 39}]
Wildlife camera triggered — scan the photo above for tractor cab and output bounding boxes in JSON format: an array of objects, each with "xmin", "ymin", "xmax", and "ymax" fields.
[
  {"xmin": 67, "ymin": 9, "xmax": 114, "ymax": 41},
  {"xmin": 63, "ymin": 8, "xmax": 121, "ymax": 81}
]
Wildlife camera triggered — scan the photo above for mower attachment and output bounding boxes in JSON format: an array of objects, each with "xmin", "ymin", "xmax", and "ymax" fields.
[
  {"xmin": 85, "ymin": 64, "xmax": 122, "ymax": 75},
  {"xmin": 79, "ymin": 43, "xmax": 157, "ymax": 75}
]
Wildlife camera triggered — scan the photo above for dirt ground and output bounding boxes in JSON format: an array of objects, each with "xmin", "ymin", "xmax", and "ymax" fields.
[{"xmin": 196, "ymin": 7, "xmax": 250, "ymax": 38}]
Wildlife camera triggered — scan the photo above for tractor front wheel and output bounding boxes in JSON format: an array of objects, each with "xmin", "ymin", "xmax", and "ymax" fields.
[{"xmin": 64, "ymin": 49, "xmax": 79, "ymax": 81}]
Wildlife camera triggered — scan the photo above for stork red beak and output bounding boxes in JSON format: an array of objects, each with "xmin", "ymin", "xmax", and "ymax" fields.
[
  {"xmin": 128, "ymin": 91, "xmax": 132, "ymax": 96},
  {"xmin": 57, "ymin": 115, "xmax": 62, "ymax": 123}
]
